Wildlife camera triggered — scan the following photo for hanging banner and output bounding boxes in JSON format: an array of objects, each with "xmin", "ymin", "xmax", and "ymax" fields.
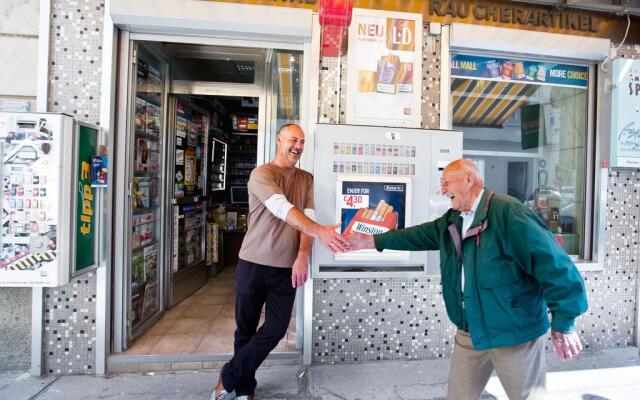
[
  {"xmin": 451, "ymin": 54, "xmax": 588, "ymax": 88},
  {"xmin": 610, "ymin": 59, "xmax": 640, "ymax": 168},
  {"xmin": 346, "ymin": 8, "xmax": 422, "ymax": 128}
]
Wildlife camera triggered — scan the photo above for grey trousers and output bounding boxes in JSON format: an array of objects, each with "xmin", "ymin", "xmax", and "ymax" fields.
[{"xmin": 447, "ymin": 330, "xmax": 547, "ymax": 400}]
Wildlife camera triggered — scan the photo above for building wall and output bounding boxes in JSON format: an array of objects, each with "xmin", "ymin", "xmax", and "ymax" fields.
[
  {"xmin": 0, "ymin": 0, "xmax": 39, "ymax": 372},
  {"xmin": 42, "ymin": 0, "xmax": 105, "ymax": 374},
  {"xmin": 30, "ymin": 0, "xmax": 639, "ymax": 373},
  {"xmin": 312, "ymin": 31, "xmax": 640, "ymax": 363},
  {"xmin": 0, "ymin": 0, "xmax": 39, "ymax": 110},
  {"xmin": 0, "ymin": 288, "xmax": 31, "ymax": 370}
]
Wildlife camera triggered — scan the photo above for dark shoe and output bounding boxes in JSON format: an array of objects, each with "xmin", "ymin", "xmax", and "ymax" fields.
[{"xmin": 211, "ymin": 374, "xmax": 232, "ymax": 400}]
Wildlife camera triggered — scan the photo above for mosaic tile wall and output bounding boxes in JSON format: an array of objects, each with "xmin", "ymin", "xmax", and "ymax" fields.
[
  {"xmin": 44, "ymin": 0, "xmax": 105, "ymax": 374},
  {"xmin": 312, "ymin": 167, "xmax": 640, "ymax": 362},
  {"xmin": 574, "ymin": 45, "xmax": 640, "ymax": 350},
  {"xmin": 312, "ymin": 39, "xmax": 640, "ymax": 364},
  {"xmin": 318, "ymin": 56, "xmax": 341, "ymax": 124},
  {"xmin": 575, "ymin": 169, "xmax": 640, "ymax": 349}
]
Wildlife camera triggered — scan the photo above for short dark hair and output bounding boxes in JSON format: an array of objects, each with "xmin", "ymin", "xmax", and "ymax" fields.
[{"xmin": 276, "ymin": 123, "xmax": 300, "ymax": 136}]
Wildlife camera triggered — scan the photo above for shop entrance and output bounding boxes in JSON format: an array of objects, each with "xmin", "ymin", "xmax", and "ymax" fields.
[{"xmin": 112, "ymin": 40, "xmax": 303, "ymax": 357}]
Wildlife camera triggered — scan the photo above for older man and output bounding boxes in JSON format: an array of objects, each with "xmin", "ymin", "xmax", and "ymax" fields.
[
  {"xmin": 346, "ymin": 159, "xmax": 587, "ymax": 400},
  {"xmin": 213, "ymin": 124, "xmax": 348, "ymax": 400}
]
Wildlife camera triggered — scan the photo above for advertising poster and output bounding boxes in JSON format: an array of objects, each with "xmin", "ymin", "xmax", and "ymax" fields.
[
  {"xmin": 346, "ymin": 9, "xmax": 422, "ymax": 128},
  {"xmin": 451, "ymin": 54, "xmax": 588, "ymax": 88},
  {"xmin": 335, "ymin": 176, "xmax": 411, "ymax": 260},
  {"xmin": 610, "ymin": 59, "xmax": 640, "ymax": 167}
]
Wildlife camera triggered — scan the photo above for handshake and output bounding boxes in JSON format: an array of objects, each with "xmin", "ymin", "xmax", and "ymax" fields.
[{"xmin": 316, "ymin": 200, "xmax": 398, "ymax": 254}]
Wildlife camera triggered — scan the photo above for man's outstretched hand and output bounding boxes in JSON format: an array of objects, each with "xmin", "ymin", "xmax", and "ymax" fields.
[
  {"xmin": 316, "ymin": 224, "xmax": 350, "ymax": 253},
  {"xmin": 551, "ymin": 330, "xmax": 583, "ymax": 361},
  {"xmin": 344, "ymin": 231, "xmax": 376, "ymax": 251}
]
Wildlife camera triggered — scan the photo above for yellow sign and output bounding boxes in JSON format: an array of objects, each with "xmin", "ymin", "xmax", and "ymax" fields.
[
  {"xmin": 206, "ymin": 0, "xmax": 637, "ymax": 41},
  {"xmin": 79, "ymin": 161, "xmax": 94, "ymax": 236}
]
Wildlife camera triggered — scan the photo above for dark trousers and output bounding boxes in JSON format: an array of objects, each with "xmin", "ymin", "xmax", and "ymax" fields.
[{"xmin": 220, "ymin": 259, "xmax": 296, "ymax": 396}]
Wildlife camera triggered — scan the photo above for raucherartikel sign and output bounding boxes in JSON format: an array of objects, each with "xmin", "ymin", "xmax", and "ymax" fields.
[{"xmin": 610, "ymin": 59, "xmax": 640, "ymax": 168}]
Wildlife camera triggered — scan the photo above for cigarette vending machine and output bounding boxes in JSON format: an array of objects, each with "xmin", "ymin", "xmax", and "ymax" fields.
[{"xmin": 312, "ymin": 124, "xmax": 462, "ymax": 276}]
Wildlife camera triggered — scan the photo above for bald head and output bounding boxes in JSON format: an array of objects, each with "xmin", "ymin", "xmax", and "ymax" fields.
[
  {"xmin": 441, "ymin": 159, "xmax": 484, "ymax": 212},
  {"xmin": 444, "ymin": 159, "xmax": 484, "ymax": 187}
]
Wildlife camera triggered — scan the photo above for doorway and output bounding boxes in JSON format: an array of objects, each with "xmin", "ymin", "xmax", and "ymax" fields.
[{"xmin": 113, "ymin": 39, "xmax": 303, "ymax": 356}]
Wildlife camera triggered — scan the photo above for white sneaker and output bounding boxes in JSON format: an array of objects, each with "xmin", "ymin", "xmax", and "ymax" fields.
[{"xmin": 210, "ymin": 388, "xmax": 232, "ymax": 400}]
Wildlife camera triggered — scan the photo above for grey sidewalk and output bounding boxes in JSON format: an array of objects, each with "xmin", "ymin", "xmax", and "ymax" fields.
[{"xmin": 1, "ymin": 347, "xmax": 639, "ymax": 400}]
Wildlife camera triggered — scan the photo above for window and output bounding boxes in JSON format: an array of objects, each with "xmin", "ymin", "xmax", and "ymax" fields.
[{"xmin": 451, "ymin": 54, "xmax": 589, "ymax": 257}]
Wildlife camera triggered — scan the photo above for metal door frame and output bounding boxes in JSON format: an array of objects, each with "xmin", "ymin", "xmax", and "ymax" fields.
[
  {"xmin": 112, "ymin": 32, "xmax": 313, "ymax": 361},
  {"xmin": 113, "ymin": 36, "xmax": 172, "ymax": 352}
]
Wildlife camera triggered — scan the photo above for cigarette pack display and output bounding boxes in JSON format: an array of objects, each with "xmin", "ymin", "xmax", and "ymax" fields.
[
  {"xmin": 247, "ymin": 116, "xmax": 258, "ymax": 131},
  {"xmin": 376, "ymin": 55, "xmax": 400, "ymax": 93},
  {"xmin": 396, "ymin": 62, "xmax": 414, "ymax": 93},
  {"xmin": 514, "ymin": 62, "xmax": 525, "ymax": 79},
  {"xmin": 343, "ymin": 199, "xmax": 399, "ymax": 236},
  {"xmin": 485, "ymin": 60, "xmax": 501, "ymax": 78},
  {"xmin": 135, "ymin": 98, "xmax": 146, "ymax": 136},
  {"xmin": 501, "ymin": 61, "xmax": 514, "ymax": 80}
]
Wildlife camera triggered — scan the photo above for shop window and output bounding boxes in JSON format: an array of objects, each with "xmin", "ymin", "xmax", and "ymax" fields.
[{"xmin": 451, "ymin": 54, "xmax": 589, "ymax": 258}]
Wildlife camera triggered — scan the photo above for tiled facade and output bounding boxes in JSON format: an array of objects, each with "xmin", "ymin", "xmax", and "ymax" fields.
[
  {"xmin": 311, "ymin": 36, "xmax": 640, "ymax": 363},
  {"xmin": 33, "ymin": 0, "xmax": 640, "ymax": 372},
  {"xmin": 43, "ymin": 0, "xmax": 105, "ymax": 374}
]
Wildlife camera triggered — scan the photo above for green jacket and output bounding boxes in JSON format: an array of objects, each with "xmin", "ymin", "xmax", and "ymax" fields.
[{"xmin": 374, "ymin": 191, "xmax": 588, "ymax": 350}]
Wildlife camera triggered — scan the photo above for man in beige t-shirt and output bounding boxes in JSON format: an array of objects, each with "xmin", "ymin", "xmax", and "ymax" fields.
[{"xmin": 212, "ymin": 124, "xmax": 348, "ymax": 400}]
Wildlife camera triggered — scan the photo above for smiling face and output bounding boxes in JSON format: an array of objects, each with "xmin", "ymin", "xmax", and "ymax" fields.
[
  {"xmin": 440, "ymin": 160, "xmax": 484, "ymax": 212},
  {"xmin": 274, "ymin": 124, "xmax": 305, "ymax": 169}
]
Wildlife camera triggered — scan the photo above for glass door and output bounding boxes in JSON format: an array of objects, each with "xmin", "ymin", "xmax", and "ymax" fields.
[
  {"xmin": 127, "ymin": 43, "xmax": 168, "ymax": 344},
  {"xmin": 266, "ymin": 50, "xmax": 303, "ymax": 162},
  {"xmin": 168, "ymin": 95, "xmax": 209, "ymax": 307}
]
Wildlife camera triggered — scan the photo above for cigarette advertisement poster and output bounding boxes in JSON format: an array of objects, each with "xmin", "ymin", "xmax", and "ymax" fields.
[
  {"xmin": 346, "ymin": 9, "xmax": 422, "ymax": 128},
  {"xmin": 451, "ymin": 54, "xmax": 588, "ymax": 88},
  {"xmin": 335, "ymin": 176, "xmax": 411, "ymax": 260}
]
